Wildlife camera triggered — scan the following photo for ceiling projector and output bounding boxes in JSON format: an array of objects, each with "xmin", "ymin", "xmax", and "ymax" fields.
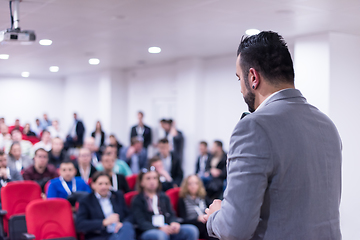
[{"xmin": 0, "ymin": 0, "xmax": 36, "ymax": 44}]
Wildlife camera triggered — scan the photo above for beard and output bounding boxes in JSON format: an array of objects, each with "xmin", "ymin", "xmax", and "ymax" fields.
[{"xmin": 244, "ymin": 90, "xmax": 256, "ymax": 113}]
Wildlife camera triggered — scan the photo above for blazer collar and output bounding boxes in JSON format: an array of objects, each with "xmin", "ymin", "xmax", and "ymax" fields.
[{"xmin": 263, "ymin": 88, "xmax": 305, "ymax": 108}]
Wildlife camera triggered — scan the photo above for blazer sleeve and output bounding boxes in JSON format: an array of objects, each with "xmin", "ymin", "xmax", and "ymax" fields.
[
  {"xmin": 76, "ymin": 199, "xmax": 104, "ymax": 233},
  {"xmin": 206, "ymin": 118, "xmax": 273, "ymax": 240},
  {"xmin": 177, "ymin": 197, "xmax": 187, "ymax": 220},
  {"xmin": 10, "ymin": 169, "xmax": 23, "ymax": 181},
  {"xmin": 132, "ymin": 195, "xmax": 157, "ymax": 232},
  {"xmin": 117, "ymin": 174, "xmax": 130, "ymax": 193},
  {"xmin": 130, "ymin": 127, "xmax": 137, "ymax": 139},
  {"xmin": 46, "ymin": 181, "xmax": 57, "ymax": 198},
  {"xmin": 171, "ymin": 154, "xmax": 183, "ymax": 186},
  {"xmin": 195, "ymin": 157, "xmax": 200, "ymax": 174}
]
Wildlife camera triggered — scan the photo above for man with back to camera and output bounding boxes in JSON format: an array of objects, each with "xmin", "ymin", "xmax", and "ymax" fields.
[{"xmin": 204, "ymin": 31, "xmax": 342, "ymax": 240}]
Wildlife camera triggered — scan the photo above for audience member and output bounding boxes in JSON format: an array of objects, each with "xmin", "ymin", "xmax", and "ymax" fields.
[
  {"xmin": 76, "ymin": 171, "xmax": 135, "ymax": 240},
  {"xmin": 84, "ymin": 137, "xmax": 100, "ymax": 165},
  {"xmin": 0, "ymin": 118, "xmax": 4, "ymax": 125},
  {"xmin": 0, "ymin": 151, "xmax": 23, "ymax": 201},
  {"xmin": 130, "ymin": 111, "xmax": 152, "ymax": 149},
  {"xmin": 100, "ymin": 151, "xmax": 130, "ymax": 193},
  {"xmin": 22, "ymin": 148, "xmax": 59, "ymax": 190},
  {"xmin": 22, "ymin": 123, "xmax": 37, "ymax": 137},
  {"xmin": 32, "ymin": 118, "xmax": 43, "ymax": 137},
  {"xmin": 195, "ymin": 141, "xmax": 212, "ymax": 178},
  {"xmin": 148, "ymin": 157, "xmax": 175, "ymax": 192},
  {"xmin": 91, "ymin": 121, "xmax": 105, "ymax": 157},
  {"xmin": 5, "ymin": 129, "xmax": 32, "ymax": 158},
  {"xmin": 178, "ymin": 175, "xmax": 216, "ymax": 240},
  {"xmin": 160, "ymin": 119, "xmax": 184, "ymax": 162},
  {"xmin": 120, "ymin": 137, "xmax": 147, "ymax": 174},
  {"xmin": 108, "ymin": 134, "xmax": 122, "ymax": 158},
  {"xmin": 97, "ymin": 145, "xmax": 132, "ymax": 177},
  {"xmin": 204, "ymin": 140, "xmax": 227, "ymax": 200},
  {"xmin": 75, "ymin": 148, "xmax": 98, "ymax": 184},
  {"xmin": 47, "ymin": 160, "xmax": 91, "ymax": 199},
  {"xmin": 157, "ymin": 138, "xmax": 183, "ymax": 187},
  {"xmin": 8, "ymin": 119, "xmax": 24, "ymax": 133},
  {"xmin": 32, "ymin": 130, "xmax": 52, "ymax": 154},
  {"xmin": 48, "ymin": 137, "xmax": 67, "ymax": 168},
  {"xmin": 132, "ymin": 168, "xmax": 199, "ymax": 240},
  {"xmin": 47, "ymin": 120, "xmax": 65, "ymax": 140},
  {"xmin": 65, "ymin": 113, "xmax": 85, "ymax": 149},
  {"xmin": 41, "ymin": 113, "xmax": 52, "ymax": 130},
  {"xmin": 7, "ymin": 141, "xmax": 33, "ymax": 172},
  {"xmin": 0, "ymin": 124, "xmax": 11, "ymax": 150}
]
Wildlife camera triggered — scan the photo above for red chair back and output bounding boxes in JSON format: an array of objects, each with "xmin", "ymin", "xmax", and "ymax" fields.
[
  {"xmin": 124, "ymin": 191, "xmax": 138, "ymax": 207},
  {"xmin": 125, "ymin": 174, "xmax": 138, "ymax": 191},
  {"xmin": 165, "ymin": 187, "xmax": 181, "ymax": 216},
  {"xmin": 25, "ymin": 198, "xmax": 76, "ymax": 240},
  {"xmin": 1, "ymin": 181, "xmax": 42, "ymax": 235}
]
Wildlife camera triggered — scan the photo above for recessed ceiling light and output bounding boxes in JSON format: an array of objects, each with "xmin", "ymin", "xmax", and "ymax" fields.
[
  {"xmin": 49, "ymin": 66, "xmax": 59, "ymax": 72},
  {"xmin": 0, "ymin": 54, "xmax": 9, "ymax": 60},
  {"xmin": 245, "ymin": 29, "xmax": 261, "ymax": 36},
  {"xmin": 39, "ymin": 39, "xmax": 52, "ymax": 46},
  {"xmin": 89, "ymin": 58, "xmax": 100, "ymax": 65},
  {"xmin": 21, "ymin": 72, "xmax": 30, "ymax": 78},
  {"xmin": 148, "ymin": 47, "xmax": 161, "ymax": 54}
]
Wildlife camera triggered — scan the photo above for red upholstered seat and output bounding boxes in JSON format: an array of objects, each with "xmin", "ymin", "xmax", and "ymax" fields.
[
  {"xmin": 165, "ymin": 187, "xmax": 181, "ymax": 216},
  {"xmin": 25, "ymin": 198, "xmax": 77, "ymax": 240},
  {"xmin": 1, "ymin": 181, "xmax": 42, "ymax": 236},
  {"xmin": 126, "ymin": 174, "xmax": 138, "ymax": 191},
  {"xmin": 124, "ymin": 191, "xmax": 138, "ymax": 207}
]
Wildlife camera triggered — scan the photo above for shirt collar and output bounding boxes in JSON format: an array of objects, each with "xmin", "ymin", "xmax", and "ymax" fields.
[
  {"xmin": 255, "ymin": 89, "xmax": 290, "ymax": 112},
  {"xmin": 95, "ymin": 191, "xmax": 112, "ymax": 200}
]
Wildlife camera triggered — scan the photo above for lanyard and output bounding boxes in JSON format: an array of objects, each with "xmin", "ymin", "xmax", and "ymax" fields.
[
  {"xmin": 152, "ymin": 195, "xmax": 160, "ymax": 215},
  {"xmin": 59, "ymin": 176, "xmax": 76, "ymax": 195},
  {"xmin": 80, "ymin": 166, "xmax": 90, "ymax": 183},
  {"xmin": 111, "ymin": 173, "xmax": 118, "ymax": 191}
]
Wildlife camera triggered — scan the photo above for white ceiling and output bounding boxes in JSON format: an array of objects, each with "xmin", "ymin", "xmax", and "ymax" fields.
[{"xmin": 0, "ymin": 0, "xmax": 360, "ymax": 78}]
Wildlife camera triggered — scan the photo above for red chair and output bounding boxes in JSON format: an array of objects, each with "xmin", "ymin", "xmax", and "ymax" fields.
[
  {"xmin": 0, "ymin": 181, "xmax": 42, "ymax": 239},
  {"xmin": 125, "ymin": 174, "xmax": 138, "ymax": 191},
  {"xmin": 124, "ymin": 191, "xmax": 138, "ymax": 207},
  {"xmin": 24, "ymin": 198, "xmax": 77, "ymax": 240},
  {"xmin": 165, "ymin": 187, "xmax": 181, "ymax": 216}
]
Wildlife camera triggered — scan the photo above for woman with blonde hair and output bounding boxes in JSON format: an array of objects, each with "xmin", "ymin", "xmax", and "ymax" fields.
[{"xmin": 178, "ymin": 175, "xmax": 216, "ymax": 240}]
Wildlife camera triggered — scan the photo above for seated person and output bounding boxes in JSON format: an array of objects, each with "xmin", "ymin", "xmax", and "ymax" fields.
[
  {"xmin": 7, "ymin": 141, "xmax": 33, "ymax": 172},
  {"xmin": 32, "ymin": 130, "xmax": 52, "ymax": 155},
  {"xmin": 195, "ymin": 141, "xmax": 212, "ymax": 178},
  {"xmin": 203, "ymin": 140, "xmax": 227, "ymax": 200},
  {"xmin": 101, "ymin": 151, "xmax": 129, "ymax": 194},
  {"xmin": 48, "ymin": 137, "xmax": 67, "ymax": 168},
  {"xmin": 149, "ymin": 157, "xmax": 175, "ymax": 192},
  {"xmin": 108, "ymin": 134, "xmax": 122, "ymax": 158},
  {"xmin": 120, "ymin": 137, "xmax": 147, "ymax": 174},
  {"xmin": 76, "ymin": 171, "xmax": 135, "ymax": 240},
  {"xmin": 84, "ymin": 137, "xmax": 101, "ymax": 165},
  {"xmin": 75, "ymin": 148, "xmax": 97, "ymax": 184},
  {"xmin": 22, "ymin": 123, "xmax": 37, "ymax": 137},
  {"xmin": 132, "ymin": 168, "xmax": 199, "ymax": 240},
  {"xmin": 47, "ymin": 160, "xmax": 91, "ymax": 200},
  {"xmin": 0, "ymin": 150, "xmax": 23, "ymax": 201},
  {"xmin": 96, "ymin": 145, "xmax": 132, "ymax": 177},
  {"xmin": 4, "ymin": 129, "xmax": 33, "ymax": 158},
  {"xmin": 178, "ymin": 175, "xmax": 216, "ymax": 240},
  {"xmin": 157, "ymin": 138, "xmax": 183, "ymax": 187},
  {"xmin": 22, "ymin": 148, "xmax": 59, "ymax": 191}
]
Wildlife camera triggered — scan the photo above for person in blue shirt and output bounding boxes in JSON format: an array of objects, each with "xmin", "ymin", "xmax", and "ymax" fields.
[{"xmin": 47, "ymin": 160, "xmax": 91, "ymax": 200}]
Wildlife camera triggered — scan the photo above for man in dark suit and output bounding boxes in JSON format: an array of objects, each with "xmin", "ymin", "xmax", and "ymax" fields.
[
  {"xmin": 65, "ymin": 113, "xmax": 85, "ymax": 149},
  {"xmin": 156, "ymin": 138, "xmax": 183, "ymax": 187},
  {"xmin": 130, "ymin": 111, "xmax": 152, "ymax": 149},
  {"xmin": 195, "ymin": 141, "xmax": 212, "ymax": 177},
  {"xmin": 160, "ymin": 119, "xmax": 184, "ymax": 162},
  {"xmin": 76, "ymin": 171, "xmax": 135, "ymax": 240},
  {"xmin": 205, "ymin": 31, "xmax": 342, "ymax": 240}
]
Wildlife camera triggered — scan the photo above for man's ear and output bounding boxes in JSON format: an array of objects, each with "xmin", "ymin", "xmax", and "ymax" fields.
[{"xmin": 248, "ymin": 68, "xmax": 261, "ymax": 90}]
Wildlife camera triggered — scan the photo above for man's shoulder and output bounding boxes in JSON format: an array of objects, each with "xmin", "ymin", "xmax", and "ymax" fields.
[{"xmin": 23, "ymin": 165, "xmax": 35, "ymax": 173}]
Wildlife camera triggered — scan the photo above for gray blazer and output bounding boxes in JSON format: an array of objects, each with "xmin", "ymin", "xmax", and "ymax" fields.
[
  {"xmin": 7, "ymin": 155, "xmax": 33, "ymax": 172},
  {"xmin": 207, "ymin": 89, "xmax": 342, "ymax": 240},
  {"xmin": 9, "ymin": 167, "xmax": 23, "ymax": 181}
]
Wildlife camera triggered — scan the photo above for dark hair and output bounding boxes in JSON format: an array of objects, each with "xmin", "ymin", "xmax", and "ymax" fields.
[
  {"xmin": 199, "ymin": 141, "xmax": 208, "ymax": 147},
  {"xmin": 60, "ymin": 160, "xmax": 75, "ymax": 168},
  {"xmin": 0, "ymin": 150, "xmax": 5, "ymax": 156},
  {"xmin": 136, "ymin": 167, "xmax": 162, "ymax": 193},
  {"xmin": 158, "ymin": 138, "xmax": 169, "ymax": 144},
  {"xmin": 10, "ymin": 129, "xmax": 21, "ymax": 135},
  {"xmin": 148, "ymin": 156, "xmax": 161, "ymax": 167},
  {"xmin": 92, "ymin": 171, "xmax": 112, "ymax": 183},
  {"xmin": 237, "ymin": 31, "xmax": 294, "ymax": 85},
  {"xmin": 42, "ymin": 130, "xmax": 50, "ymax": 135},
  {"xmin": 34, "ymin": 148, "xmax": 48, "ymax": 156},
  {"xmin": 214, "ymin": 140, "xmax": 223, "ymax": 148},
  {"xmin": 8, "ymin": 141, "xmax": 21, "ymax": 157},
  {"xmin": 96, "ymin": 121, "xmax": 102, "ymax": 131},
  {"xmin": 130, "ymin": 137, "xmax": 141, "ymax": 146}
]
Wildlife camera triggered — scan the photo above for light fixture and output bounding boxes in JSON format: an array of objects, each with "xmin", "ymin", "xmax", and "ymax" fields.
[
  {"xmin": 148, "ymin": 47, "xmax": 161, "ymax": 54},
  {"xmin": 49, "ymin": 66, "xmax": 59, "ymax": 72},
  {"xmin": 0, "ymin": 54, "xmax": 9, "ymax": 60},
  {"xmin": 245, "ymin": 29, "xmax": 260, "ymax": 36},
  {"xmin": 89, "ymin": 58, "xmax": 100, "ymax": 65},
  {"xmin": 39, "ymin": 39, "xmax": 52, "ymax": 46},
  {"xmin": 21, "ymin": 72, "xmax": 30, "ymax": 78}
]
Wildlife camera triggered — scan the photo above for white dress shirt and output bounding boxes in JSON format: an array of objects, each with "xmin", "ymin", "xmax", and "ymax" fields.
[{"xmin": 95, "ymin": 191, "xmax": 116, "ymax": 233}]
